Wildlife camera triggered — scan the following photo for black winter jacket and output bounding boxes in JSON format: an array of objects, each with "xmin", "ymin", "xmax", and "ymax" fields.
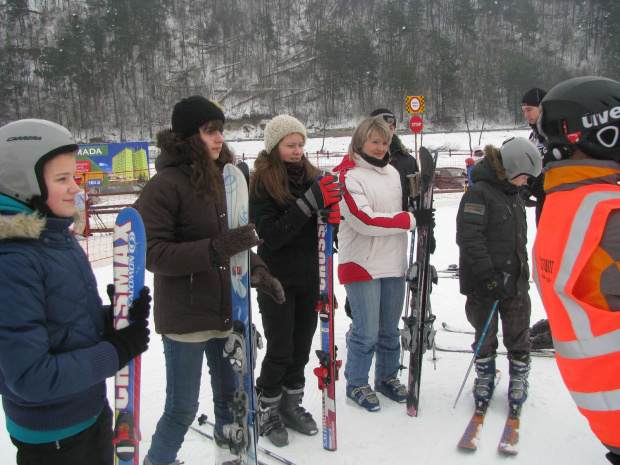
[
  {"xmin": 249, "ymin": 179, "xmax": 319, "ymax": 289},
  {"xmin": 456, "ymin": 148, "xmax": 530, "ymax": 296},
  {"xmin": 388, "ymin": 135, "xmax": 418, "ymax": 211}
]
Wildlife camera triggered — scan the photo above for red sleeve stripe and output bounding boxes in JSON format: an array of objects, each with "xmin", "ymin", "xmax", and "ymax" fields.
[{"xmin": 340, "ymin": 170, "xmax": 410, "ymax": 229}]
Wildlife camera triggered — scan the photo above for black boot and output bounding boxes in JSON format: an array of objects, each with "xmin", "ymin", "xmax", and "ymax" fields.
[
  {"xmin": 257, "ymin": 393, "xmax": 288, "ymax": 447},
  {"xmin": 279, "ymin": 386, "xmax": 318, "ymax": 436}
]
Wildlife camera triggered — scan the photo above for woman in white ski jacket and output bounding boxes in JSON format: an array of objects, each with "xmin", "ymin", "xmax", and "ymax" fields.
[{"xmin": 333, "ymin": 117, "xmax": 434, "ymax": 411}]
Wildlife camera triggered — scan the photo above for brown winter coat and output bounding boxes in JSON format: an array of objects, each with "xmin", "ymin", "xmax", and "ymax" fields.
[{"xmin": 139, "ymin": 130, "xmax": 265, "ymax": 334}]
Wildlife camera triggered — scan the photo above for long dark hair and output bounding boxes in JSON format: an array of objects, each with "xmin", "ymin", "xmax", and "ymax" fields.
[
  {"xmin": 186, "ymin": 120, "xmax": 234, "ymax": 202},
  {"xmin": 250, "ymin": 146, "xmax": 319, "ymax": 204}
]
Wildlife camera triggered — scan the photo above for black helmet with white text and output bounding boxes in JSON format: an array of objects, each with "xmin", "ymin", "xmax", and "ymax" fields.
[
  {"xmin": 0, "ymin": 119, "xmax": 78, "ymax": 203},
  {"xmin": 499, "ymin": 137, "xmax": 542, "ymax": 179},
  {"xmin": 537, "ymin": 76, "xmax": 620, "ymax": 161}
]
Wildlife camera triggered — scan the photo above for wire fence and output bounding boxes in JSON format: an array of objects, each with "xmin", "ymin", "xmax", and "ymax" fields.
[{"xmin": 76, "ymin": 150, "xmax": 467, "ymax": 263}]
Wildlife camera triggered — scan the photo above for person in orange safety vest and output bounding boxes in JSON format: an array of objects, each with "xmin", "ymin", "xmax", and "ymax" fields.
[{"xmin": 533, "ymin": 76, "xmax": 620, "ymax": 465}]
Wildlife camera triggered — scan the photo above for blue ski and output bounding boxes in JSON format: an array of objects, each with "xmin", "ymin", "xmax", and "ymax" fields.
[{"xmin": 112, "ymin": 207, "xmax": 146, "ymax": 465}]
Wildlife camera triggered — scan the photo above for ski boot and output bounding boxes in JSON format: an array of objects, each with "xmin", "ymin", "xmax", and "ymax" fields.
[
  {"xmin": 257, "ymin": 393, "xmax": 288, "ymax": 447},
  {"xmin": 507, "ymin": 354, "xmax": 530, "ymax": 418},
  {"xmin": 346, "ymin": 383, "xmax": 381, "ymax": 412},
  {"xmin": 213, "ymin": 432, "xmax": 242, "ymax": 465},
  {"xmin": 375, "ymin": 377, "xmax": 407, "ymax": 403},
  {"xmin": 472, "ymin": 355, "xmax": 496, "ymax": 414},
  {"xmin": 279, "ymin": 386, "xmax": 318, "ymax": 436}
]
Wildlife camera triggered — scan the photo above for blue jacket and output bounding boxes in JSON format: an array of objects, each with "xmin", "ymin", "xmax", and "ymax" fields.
[{"xmin": 0, "ymin": 195, "xmax": 119, "ymax": 434}]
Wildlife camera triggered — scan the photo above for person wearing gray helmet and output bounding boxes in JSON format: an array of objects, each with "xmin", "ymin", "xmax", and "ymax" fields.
[{"xmin": 456, "ymin": 136, "xmax": 542, "ymax": 414}]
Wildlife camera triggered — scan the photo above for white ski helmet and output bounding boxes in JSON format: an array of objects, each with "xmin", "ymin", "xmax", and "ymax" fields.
[
  {"xmin": 499, "ymin": 137, "xmax": 542, "ymax": 179},
  {"xmin": 0, "ymin": 119, "xmax": 78, "ymax": 203}
]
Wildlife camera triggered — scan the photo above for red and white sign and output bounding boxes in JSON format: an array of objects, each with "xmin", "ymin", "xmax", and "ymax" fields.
[
  {"xmin": 410, "ymin": 115, "xmax": 423, "ymax": 133},
  {"xmin": 76, "ymin": 160, "xmax": 91, "ymax": 172}
]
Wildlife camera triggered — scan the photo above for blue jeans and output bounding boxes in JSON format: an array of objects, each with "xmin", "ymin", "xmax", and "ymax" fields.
[
  {"xmin": 344, "ymin": 276, "xmax": 406, "ymax": 387},
  {"xmin": 146, "ymin": 336, "xmax": 236, "ymax": 465},
  {"xmin": 344, "ymin": 276, "xmax": 405, "ymax": 387}
]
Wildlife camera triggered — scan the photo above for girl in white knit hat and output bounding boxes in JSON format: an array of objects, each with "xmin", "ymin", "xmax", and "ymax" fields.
[{"xmin": 249, "ymin": 115, "xmax": 342, "ymax": 447}]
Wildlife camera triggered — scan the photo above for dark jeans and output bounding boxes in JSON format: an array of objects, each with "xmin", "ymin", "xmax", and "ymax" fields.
[
  {"xmin": 465, "ymin": 293, "xmax": 531, "ymax": 359},
  {"xmin": 146, "ymin": 335, "xmax": 236, "ymax": 465},
  {"xmin": 10, "ymin": 402, "xmax": 113, "ymax": 465},
  {"xmin": 256, "ymin": 285, "xmax": 319, "ymax": 396}
]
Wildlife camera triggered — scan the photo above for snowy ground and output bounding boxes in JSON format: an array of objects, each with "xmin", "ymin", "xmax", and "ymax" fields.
[{"xmin": 0, "ymin": 130, "xmax": 609, "ymax": 464}]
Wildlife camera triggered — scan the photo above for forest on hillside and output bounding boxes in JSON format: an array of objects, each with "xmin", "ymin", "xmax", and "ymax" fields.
[{"xmin": 1, "ymin": 0, "xmax": 619, "ymax": 142}]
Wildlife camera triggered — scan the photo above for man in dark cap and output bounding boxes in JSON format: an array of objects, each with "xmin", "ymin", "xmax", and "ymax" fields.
[
  {"xmin": 520, "ymin": 87, "xmax": 554, "ymax": 351},
  {"xmin": 519, "ymin": 87, "xmax": 548, "ymax": 223}
]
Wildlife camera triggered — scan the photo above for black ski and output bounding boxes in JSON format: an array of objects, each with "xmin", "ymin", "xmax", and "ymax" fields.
[
  {"xmin": 435, "ymin": 345, "xmax": 555, "ymax": 358},
  {"xmin": 441, "ymin": 322, "xmax": 503, "ymax": 337},
  {"xmin": 403, "ymin": 147, "xmax": 438, "ymax": 417}
]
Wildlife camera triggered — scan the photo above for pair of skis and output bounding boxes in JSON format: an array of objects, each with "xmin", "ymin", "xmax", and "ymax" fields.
[
  {"xmin": 222, "ymin": 163, "xmax": 259, "ymax": 464},
  {"xmin": 402, "ymin": 147, "xmax": 439, "ymax": 417},
  {"xmin": 313, "ymin": 177, "xmax": 341, "ymax": 451},
  {"xmin": 458, "ymin": 393, "xmax": 521, "ymax": 454}
]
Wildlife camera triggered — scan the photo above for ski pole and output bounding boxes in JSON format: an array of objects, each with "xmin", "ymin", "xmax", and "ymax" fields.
[{"xmin": 453, "ymin": 273, "xmax": 509, "ymax": 408}]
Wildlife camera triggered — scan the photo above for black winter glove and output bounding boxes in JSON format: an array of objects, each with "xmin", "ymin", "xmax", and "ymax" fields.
[
  {"xmin": 105, "ymin": 285, "xmax": 151, "ymax": 322},
  {"xmin": 129, "ymin": 287, "xmax": 151, "ymax": 321},
  {"xmin": 105, "ymin": 319, "xmax": 150, "ymax": 370},
  {"xmin": 211, "ymin": 224, "xmax": 262, "ymax": 261},
  {"xmin": 413, "ymin": 208, "xmax": 435, "ymax": 228},
  {"xmin": 518, "ymin": 185, "xmax": 538, "ymax": 207},
  {"xmin": 480, "ymin": 271, "xmax": 509, "ymax": 301},
  {"xmin": 429, "ymin": 232, "xmax": 437, "ymax": 255},
  {"xmin": 251, "ymin": 267, "xmax": 286, "ymax": 304},
  {"xmin": 296, "ymin": 175, "xmax": 343, "ymax": 216}
]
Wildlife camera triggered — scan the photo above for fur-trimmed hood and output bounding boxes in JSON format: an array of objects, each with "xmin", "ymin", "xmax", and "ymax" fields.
[
  {"xmin": 470, "ymin": 145, "xmax": 517, "ymax": 193},
  {"xmin": 0, "ymin": 212, "xmax": 46, "ymax": 240}
]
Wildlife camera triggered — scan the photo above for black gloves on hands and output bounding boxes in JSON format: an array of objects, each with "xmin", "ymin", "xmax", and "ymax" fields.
[
  {"xmin": 105, "ymin": 320, "xmax": 150, "ymax": 370},
  {"xmin": 480, "ymin": 271, "xmax": 509, "ymax": 301},
  {"xmin": 103, "ymin": 285, "xmax": 151, "ymax": 370},
  {"xmin": 105, "ymin": 285, "xmax": 151, "ymax": 321},
  {"xmin": 211, "ymin": 224, "xmax": 262, "ymax": 261},
  {"xmin": 318, "ymin": 202, "xmax": 341, "ymax": 225},
  {"xmin": 518, "ymin": 185, "xmax": 538, "ymax": 207},
  {"xmin": 129, "ymin": 287, "xmax": 151, "ymax": 321},
  {"xmin": 297, "ymin": 175, "xmax": 343, "ymax": 216},
  {"xmin": 251, "ymin": 267, "xmax": 286, "ymax": 304},
  {"xmin": 413, "ymin": 208, "xmax": 436, "ymax": 228}
]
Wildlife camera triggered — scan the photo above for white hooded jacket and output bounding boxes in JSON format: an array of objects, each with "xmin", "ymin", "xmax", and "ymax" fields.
[{"xmin": 333, "ymin": 154, "xmax": 416, "ymax": 284}]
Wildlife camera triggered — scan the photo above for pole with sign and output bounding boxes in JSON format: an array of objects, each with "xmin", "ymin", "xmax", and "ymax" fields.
[
  {"xmin": 405, "ymin": 95, "xmax": 425, "ymax": 159},
  {"xmin": 410, "ymin": 115, "xmax": 423, "ymax": 155}
]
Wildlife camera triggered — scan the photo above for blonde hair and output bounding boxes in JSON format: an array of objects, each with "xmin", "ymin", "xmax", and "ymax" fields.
[{"xmin": 348, "ymin": 117, "xmax": 392, "ymax": 160}]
